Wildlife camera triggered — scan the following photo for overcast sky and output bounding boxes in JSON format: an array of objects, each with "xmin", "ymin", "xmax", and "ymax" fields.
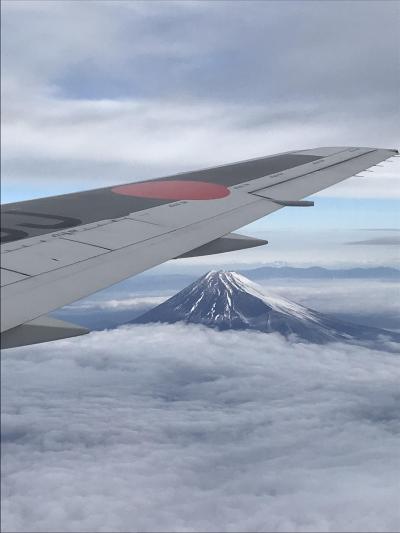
[
  {"xmin": 1, "ymin": 0, "xmax": 399, "ymax": 205},
  {"xmin": 2, "ymin": 4, "xmax": 400, "ymax": 531},
  {"xmin": 1, "ymin": 0, "xmax": 399, "ymax": 271}
]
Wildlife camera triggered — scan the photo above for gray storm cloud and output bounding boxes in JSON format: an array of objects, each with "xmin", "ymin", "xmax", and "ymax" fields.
[{"xmin": 2, "ymin": 324, "xmax": 400, "ymax": 532}]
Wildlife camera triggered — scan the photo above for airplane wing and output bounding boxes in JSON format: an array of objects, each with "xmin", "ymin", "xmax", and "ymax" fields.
[{"xmin": 1, "ymin": 146, "xmax": 397, "ymax": 348}]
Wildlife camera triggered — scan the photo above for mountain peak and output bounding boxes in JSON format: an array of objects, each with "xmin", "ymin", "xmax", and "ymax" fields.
[
  {"xmin": 197, "ymin": 270, "xmax": 309, "ymax": 317},
  {"xmin": 131, "ymin": 271, "xmax": 400, "ymax": 346}
]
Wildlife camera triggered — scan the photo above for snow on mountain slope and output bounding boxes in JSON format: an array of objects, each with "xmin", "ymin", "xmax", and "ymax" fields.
[{"xmin": 131, "ymin": 271, "xmax": 400, "ymax": 347}]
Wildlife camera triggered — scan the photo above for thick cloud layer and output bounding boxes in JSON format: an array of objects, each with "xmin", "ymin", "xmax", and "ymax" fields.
[
  {"xmin": 2, "ymin": 325, "xmax": 400, "ymax": 532},
  {"xmin": 2, "ymin": 1, "xmax": 399, "ymax": 199}
]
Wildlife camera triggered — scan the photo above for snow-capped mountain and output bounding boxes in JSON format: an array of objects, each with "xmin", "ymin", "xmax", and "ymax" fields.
[{"xmin": 131, "ymin": 271, "xmax": 400, "ymax": 346}]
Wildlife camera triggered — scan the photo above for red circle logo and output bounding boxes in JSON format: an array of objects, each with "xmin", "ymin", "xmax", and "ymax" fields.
[{"xmin": 111, "ymin": 180, "xmax": 230, "ymax": 201}]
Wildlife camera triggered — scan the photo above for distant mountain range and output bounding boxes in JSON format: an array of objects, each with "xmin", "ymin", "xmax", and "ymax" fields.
[
  {"xmin": 241, "ymin": 265, "xmax": 400, "ymax": 280},
  {"xmin": 131, "ymin": 271, "xmax": 400, "ymax": 347},
  {"xmin": 110, "ymin": 266, "xmax": 400, "ymax": 293}
]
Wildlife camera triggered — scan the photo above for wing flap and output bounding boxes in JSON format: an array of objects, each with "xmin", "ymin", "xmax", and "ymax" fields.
[
  {"xmin": 1, "ymin": 315, "xmax": 89, "ymax": 349},
  {"xmin": 1, "ymin": 238, "xmax": 108, "ymax": 276},
  {"xmin": 62, "ymin": 218, "xmax": 167, "ymax": 250},
  {"xmin": 176, "ymin": 232, "xmax": 268, "ymax": 258},
  {"xmin": 250, "ymin": 148, "xmax": 389, "ymax": 202},
  {"xmin": 1, "ymin": 269, "xmax": 29, "ymax": 287}
]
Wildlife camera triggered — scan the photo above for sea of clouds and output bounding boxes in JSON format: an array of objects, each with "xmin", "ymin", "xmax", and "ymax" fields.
[{"xmin": 2, "ymin": 324, "xmax": 400, "ymax": 532}]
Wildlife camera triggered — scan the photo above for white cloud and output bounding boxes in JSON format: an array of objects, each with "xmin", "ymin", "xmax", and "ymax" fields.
[
  {"xmin": 2, "ymin": 89, "xmax": 399, "ymax": 198},
  {"xmin": 254, "ymin": 279, "xmax": 400, "ymax": 316},
  {"xmin": 67, "ymin": 277, "xmax": 400, "ymax": 318},
  {"xmin": 1, "ymin": 1, "xmax": 399, "ymax": 199},
  {"xmin": 56, "ymin": 276, "xmax": 400, "ymax": 333},
  {"xmin": 315, "ymin": 164, "xmax": 400, "ymax": 199},
  {"xmin": 2, "ymin": 325, "xmax": 400, "ymax": 532},
  {"xmin": 65, "ymin": 295, "xmax": 168, "ymax": 312},
  {"xmin": 172, "ymin": 230, "xmax": 400, "ymax": 268}
]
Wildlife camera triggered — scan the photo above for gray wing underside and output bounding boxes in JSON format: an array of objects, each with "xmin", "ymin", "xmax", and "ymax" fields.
[{"xmin": 1, "ymin": 146, "xmax": 397, "ymax": 348}]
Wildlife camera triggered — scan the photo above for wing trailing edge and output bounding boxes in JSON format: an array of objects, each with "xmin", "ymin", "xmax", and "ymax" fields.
[
  {"xmin": 1, "ymin": 315, "xmax": 89, "ymax": 349},
  {"xmin": 176, "ymin": 232, "xmax": 268, "ymax": 258}
]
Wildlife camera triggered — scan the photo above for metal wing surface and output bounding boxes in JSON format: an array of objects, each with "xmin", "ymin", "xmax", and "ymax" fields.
[{"xmin": 1, "ymin": 146, "xmax": 397, "ymax": 348}]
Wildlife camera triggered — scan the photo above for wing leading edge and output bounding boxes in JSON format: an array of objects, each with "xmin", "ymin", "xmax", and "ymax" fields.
[{"xmin": 1, "ymin": 146, "xmax": 397, "ymax": 348}]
